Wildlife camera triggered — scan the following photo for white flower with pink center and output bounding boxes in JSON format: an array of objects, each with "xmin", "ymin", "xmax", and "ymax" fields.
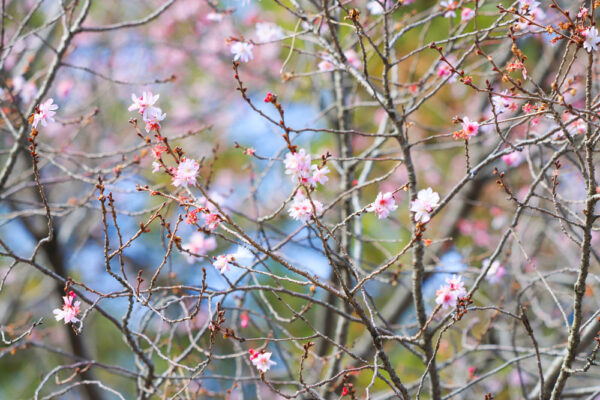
[
  {"xmin": 172, "ymin": 158, "xmax": 199, "ymax": 188},
  {"xmin": 213, "ymin": 254, "xmax": 235, "ymax": 273},
  {"xmin": 231, "ymin": 42, "xmax": 254, "ymax": 63},
  {"xmin": 182, "ymin": 232, "xmax": 217, "ymax": 263},
  {"xmin": 32, "ymin": 98, "xmax": 58, "ymax": 128},
  {"xmin": 311, "ymin": 165, "xmax": 330, "ymax": 185},
  {"xmin": 128, "ymin": 91, "xmax": 160, "ymax": 117},
  {"xmin": 435, "ymin": 274, "xmax": 467, "ymax": 309},
  {"xmin": 143, "ymin": 106, "xmax": 166, "ymax": 133},
  {"xmin": 410, "ymin": 188, "xmax": 440, "ymax": 223},
  {"xmin": 53, "ymin": 291, "xmax": 81, "ymax": 324},
  {"xmin": 249, "ymin": 350, "xmax": 276, "ymax": 373},
  {"xmin": 366, "ymin": 192, "xmax": 397, "ymax": 219},
  {"xmin": 461, "ymin": 8, "xmax": 475, "ymax": 22},
  {"xmin": 583, "ymin": 27, "xmax": 600, "ymax": 53},
  {"xmin": 284, "ymin": 149, "xmax": 312, "ymax": 182},
  {"xmin": 288, "ymin": 194, "xmax": 324, "ymax": 222}
]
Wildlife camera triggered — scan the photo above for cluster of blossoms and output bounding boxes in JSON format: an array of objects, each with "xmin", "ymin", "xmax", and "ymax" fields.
[
  {"xmin": 288, "ymin": 193, "xmax": 324, "ymax": 222},
  {"xmin": 453, "ymin": 116, "xmax": 479, "ymax": 140},
  {"xmin": 435, "ymin": 275, "xmax": 467, "ymax": 309},
  {"xmin": 32, "ymin": 98, "xmax": 58, "ymax": 129},
  {"xmin": 410, "ymin": 188, "xmax": 440, "ymax": 223},
  {"xmin": 284, "ymin": 149, "xmax": 330, "ymax": 187},
  {"xmin": 128, "ymin": 91, "xmax": 166, "ymax": 133},
  {"xmin": 53, "ymin": 291, "xmax": 81, "ymax": 324},
  {"xmin": 492, "ymin": 90, "xmax": 518, "ymax": 114},
  {"xmin": 172, "ymin": 158, "xmax": 200, "ymax": 188},
  {"xmin": 366, "ymin": 192, "xmax": 398, "ymax": 219},
  {"xmin": 248, "ymin": 349, "xmax": 276, "ymax": 373},
  {"xmin": 213, "ymin": 254, "xmax": 235, "ymax": 273}
]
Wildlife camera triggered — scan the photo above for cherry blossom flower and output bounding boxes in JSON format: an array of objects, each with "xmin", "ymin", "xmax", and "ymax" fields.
[
  {"xmin": 172, "ymin": 158, "xmax": 199, "ymax": 188},
  {"xmin": 288, "ymin": 194, "xmax": 323, "ymax": 222},
  {"xmin": 461, "ymin": 8, "xmax": 475, "ymax": 22},
  {"xmin": 501, "ymin": 151, "xmax": 523, "ymax": 167},
  {"xmin": 311, "ymin": 165, "xmax": 330, "ymax": 185},
  {"xmin": 436, "ymin": 60, "xmax": 457, "ymax": 83},
  {"xmin": 204, "ymin": 213, "xmax": 220, "ymax": 231},
  {"xmin": 206, "ymin": 12, "xmax": 223, "ymax": 22},
  {"xmin": 12, "ymin": 75, "xmax": 37, "ymax": 104},
  {"xmin": 344, "ymin": 50, "xmax": 361, "ymax": 70},
  {"xmin": 152, "ymin": 161, "xmax": 162, "ymax": 173},
  {"xmin": 583, "ymin": 27, "xmax": 600, "ymax": 53},
  {"xmin": 318, "ymin": 59, "xmax": 335, "ymax": 72},
  {"xmin": 366, "ymin": 192, "xmax": 397, "ymax": 219},
  {"xmin": 240, "ymin": 312, "xmax": 249, "ymax": 328},
  {"xmin": 152, "ymin": 143, "xmax": 167, "ymax": 159},
  {"xmin": 410, "ymin": 188, "xmax": 440, "ymax": 223},
  {"xmin": 249, "ymin": 349, "xmax": 276, "ymax": 373},
  {"xmin": 231, "ymin": 42, "xmax": 254, "ymax": 63},
  {"xmin": 483, "ymin": 258, "xmax": 506, "ymax": 284},
  {"xmin": 143, "ymin": 107, "xmax": 166, "ymax": 133},
  {"xmin": 213, "ymin": 254, "xmax": 234, "ymax": 273},
  {"xmin": 284, "ymin": 149, "xmax": 312, "ymax": 182},
  {"xmin": 440, "ymin": 1, "xmax": 458, "ymax": 18},
  {"xmin": 366, "ymin": 1, "xmax": 385, "ymax": 15},
  {"xmin": 53, "ymin": 291, "xmax": 81, "ymax": 324},
  {"xmin": 578, "ymin": 7, "xmax": 589, "ymax": 19},
  {"xmin": 128, "ymin": 91, "xmax": 160, "ymax": 117},
  {"xmin": 461, "ymin": 116, "xmax": 479, "ymax": 139},
  {"xmin": 435, "ymin": 274, "xmax": 467, "ymax": 309},
  {"xmin": 185, "ymin": 209, "xmax": 199, "ymax": 225},
  {"xmin": 182, "ymin": 232, "xmax": 217, "ymax": 263},
  {"xmin": 492, "ymin": 90, "xmax": 516, "ymax": 114},
  {"xmin": 32, "ymin": 98, "xmax": 58, "ymax": 128},
  {"xmin": 255, "ymin": 22, "xmax": 283, "ymax": 43}
]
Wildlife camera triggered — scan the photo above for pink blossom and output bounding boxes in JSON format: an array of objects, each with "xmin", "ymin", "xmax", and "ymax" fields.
[
  {"xmin": 461, "ymin": 8, "xmax": 475, "ymax": 22},
  {"xmin": 284, "ymin": 149, "xmax": 312, "ymax": 182},
  {"xmin": 152, "ymin": 143, "xmax": 167, "ymax": 159},
  {"xmin": 409, "ymin": 188, "xmax": 440, "ymax": 223},
  {"xmin": 582, "ymin": 27, "xmax": 600, "ymax": 53},
  {"xmin": 32, "ymin": 98, "xmax": 58, "ymax": 128},
  {"xmin": 128, "ymin": 91, "xmax": 160, "ymax": 117},
  {"xmin": 249, "ymin": 350, "xmax": 276, "ymax": 373},
  {"xmin": 53, "ymin": 291, "xmax": 81, "ymax": 324},
  {"xmin": 288, "ymin": 194, "xmax": 324, "ymax": 222},
  {"xmin": 435, "ymin": 274, "xmax": 467, "ymax": 309},
  {"xmin": 501, "ymin": 151, "xmax": 523, "ymax": 167},
  {"xmin": 182, "ymin": 232, "xmax": 217, "ymax": 263},
  {"xmin": 311, "ymin": 165, "xmax": 330, "ymax": 185},
  {"xmin": 461, "ymin": 117, "xmax": 479, "ymax": 139},
  {"xmin": 492, "ymin": 90, "xmax": 516, "ymax": 114},
  {"xmin": 231, "ymin": 42, "xmax": 254, "ymax": 63},
  {"xmin": 143, "ymin": 107, "xmax": 166, "ymax": 133},
  {"xmin": 172, "ymin": 158, "xmax": 199, "ymax": 188},
  {"xmin": 318, "ymin": 59, "xmax": 335, "ymax": 72},
  {"xmin": 152, "ymin": 161, "xmax": 162, "ymax": 173},
  {"xmin": 255, "ymin": 22, "xmax": 283, "ymax": 43},
  {"xmin": 213, "ymin": 254, "xmax": 235, "ymax": 273},
  {"xmin": 240, "ymin": 311, "xmax": 249, "ymax": 328},
  {"xmin": 185, "ymin": 209, "xmax": 199, "ymax": 225},
  {"xmin": 366, "ymin": 192, "xmax": 397, "ymax": 219},
  {"xmin": 440, "ymin": 1, "xmax": 458, "ymax": 18},
  {"xmin": 344, "ymin": 49, "xmax": 361, "ymax": 70},
  {"xmin": 436, "ymin": 60, "xmax": 457, "ymax": 83},
  {"xmin": 204, "ymin": 213, "xmax": 220, "ymax": 231}
]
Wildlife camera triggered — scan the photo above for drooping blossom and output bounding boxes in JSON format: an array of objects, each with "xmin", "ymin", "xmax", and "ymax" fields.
[
  {"xmin": 311, "ymin": 165, "xmax": 330, "ymax": 185},
  {"xmin": 288, "ymin": 194, "xmax": 324, "ymax": 222},
  {"xmin": 143, "ymin": 107, "xmax": 166, "ymax": 133},
  {"xmin": 440, "ymin": 1, "xmax": 458, "ymax": 18},
  {"xmin": 53, "ymin": 291, "xmax": 81, "ymax": 324},
  {"xmin": 366, "ymin": 192, "xmax": 397, "ymax": 219},
  {"xmin": 501, "ymin": 151, "xmax": 523, "ymax": 167},
  {"xmin": 172, "ymin": 158, "xmax": 199, "ymax": 188},
  {"xmin": 182, "ymin": 232, "xmax": 217, "ymax": 263},
  {"xmin": 483, "ymin": 258, "xmax": 506, "ymax": 284},
  {"xmin": 435, "ymin": 274, "xmax": 467, "ymax": 309},
  {"xmin": 255, "ymin": 22, "xmax": 283, "ymax": 43},
  {"xmin": 461, "ymin": 8, "xmax": 475, "ymax": 22},
  {"xmin": 240, "ymin": 311, "xmax": 249, "ymax": 328},
  {"xmin": 231, "ymin": 42, "xmax": 254, "ymax": 63},
  {"xmin": 213, "ymin": 254, "xmax": 235, "ymax": 273},
  {"xmin": 32, "ymin": 98, "xmax": 58, "ymax": 128},
  {"xmin": 582, "ymin": 27, "xmax": 600, "ymax": 53},
  {"xmin": 410, "ymin": 188, "xmax": 440, "ymax": 223},
  {"xmin": 249, "ymin": 349, "xmax": 276, "ymax": 373}
]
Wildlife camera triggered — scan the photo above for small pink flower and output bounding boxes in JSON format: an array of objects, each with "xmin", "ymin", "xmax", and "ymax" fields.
[
  {"xmin": 151, "ymin": 161, "xmax": 162, "ymax": 173},
  {"xmin": 143, "ymin": 107, "xmax": 166, "ymax": 133},
  {"xmin": 483, "ymin": 259, "xmax": 506, "ymax": 284},
  {"xmin": 185, "ymin": 209, "xmax": 199, "ymax": 225},
  {"xmin": 213, "ymin": 254, "xmax": 235, "ymax": 273},
  {"xmin": 264, "ymin": 92, "xmax": 276, "ymax": 103},
  {"xmin": 251, "ymin": 351, "xmax": 276, "ymax": 373},
  {"xmin": 435, "ymin": 274, "xmax": 467, "ymax": 309},
  {"xmin": 182, "ymin": 232, "xmax": 217, "ymax": 263},
  {"xmin": 204, "ymin": 213, "xmax": 220, "ymax": 231},
  {"xmin": 244, "ymin": 147, "xmax": 256, "ymax": 156},
  {"xmin": 231, "ymin": 42, "xmax": 254, "ymax": 63},
  {"xmin": 410, "ymin": 188, "xmax": 440, "ymax": 223},
  {"xmin": 240, "ymin": 312, "xmax": 249, "ymax": 328},
  {"xmin": 284, "ymin": 149, "xmax": 312, "ymax": 182},
  {"xmin": 152, "ymin": 144, "xmax": 168, "ymax": 159},
  {"xmin": 501, "ymin": 151, "xmax": 523, "ymax": 167},
  {"xmin": 461, "ymin": 116, "xmax": 479, "ymax": 139},
  {"xmin": 440, "ymin": 0, "xmax": 458, "ymax": 18},
  {"xmin": 32, "ymin": 98, "xmax": 58, "ymax": 128},
  {"xmin": 311, "ymin": 165, "xmax": 330, "ymax": 185},
  {"xmin": 128, "ymin": 91, "xmax": 160, "ymax": 120},
  {"xmin": 172, "ymin": 158, "xmax": 199, "ymax": 188},
  {"xmin": 461, "ymin": 8, "xmax": 475, "ymax": 22},
  {"xmin": 53, "ymin": 291, "xmax": 81, "ymax": 324},
  {"xmin": 366, "ymin": 192, "xmax": 398, "ymax": 219}
]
